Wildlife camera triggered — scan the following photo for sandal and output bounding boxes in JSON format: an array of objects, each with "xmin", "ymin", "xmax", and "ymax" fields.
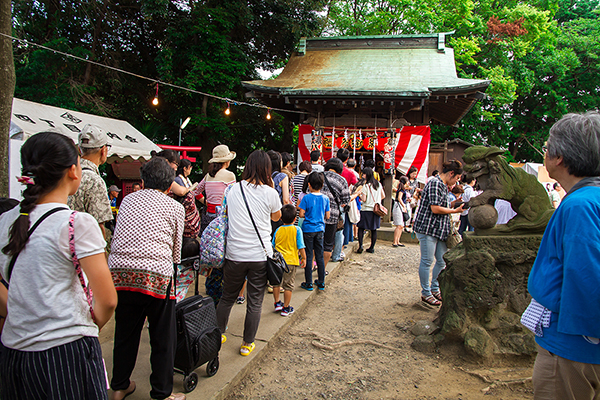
[
  {"xmin": 240, "ymin": 342, "xmax": 256, "ymax": 356},
  {"xmin": 421, "ymin": 295, "xmax": 441, "ymax": 306},
  {"xmin": 431, "ymin": 291, "xmax": 442, "ymax": 301},
  {"xmin": 112, "ymin": 381, "xmax": 136, "ymax": 400}
]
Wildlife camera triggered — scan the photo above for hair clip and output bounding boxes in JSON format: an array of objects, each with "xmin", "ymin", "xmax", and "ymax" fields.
[
  {"xmin": 20, "ymin": 213, "xmax": 29, "ymax": 216},
  {"xmin": 17, "ymin": 176, "xmax": 35, "ymax": 185}
]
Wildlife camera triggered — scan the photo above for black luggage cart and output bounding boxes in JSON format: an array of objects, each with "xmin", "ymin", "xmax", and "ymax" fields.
[{"xmin": 174, "ymin": 256, "xmax": 221, "ymax": 392}]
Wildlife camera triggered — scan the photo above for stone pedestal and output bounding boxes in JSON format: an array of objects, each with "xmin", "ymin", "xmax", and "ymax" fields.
[{"xmin": 437, "ymin": 233, "xmax": 540, "ymax": 359}]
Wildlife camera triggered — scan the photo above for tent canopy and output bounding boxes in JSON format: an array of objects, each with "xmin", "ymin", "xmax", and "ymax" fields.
[{"xmin": 10, "ymin": 98, "xmax": 160, "ymax": 162}]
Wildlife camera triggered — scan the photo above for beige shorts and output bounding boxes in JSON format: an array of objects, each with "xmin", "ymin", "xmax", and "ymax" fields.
[{"xmin": 281, "ymin": 264, "xmax": 297, "ymax": 291}]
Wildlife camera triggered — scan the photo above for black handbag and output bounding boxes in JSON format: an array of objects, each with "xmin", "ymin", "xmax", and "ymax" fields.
[{"xmin": 239, "ymin": 182, "xmax": 289, "ymax": 286}]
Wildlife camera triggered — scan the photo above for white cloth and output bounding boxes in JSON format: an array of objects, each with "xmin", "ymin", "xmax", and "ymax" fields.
[
  {"xmin": 0, "ymin": 204, "xmax": 106, "ymax": 351},
  {"xmin": 495, "ymin": 199, "xmax": 517, "ymax": 225},
  {"xmin": 461, "ymin": 184, "xmax": 475, "ymax": 216},
  {"xmin": 361, "ymin": 183, "xmax": 383, "ymax": 212},
  {"xmin": 226, "ymin": 181, "xmax": 281, "ymax": 262}
]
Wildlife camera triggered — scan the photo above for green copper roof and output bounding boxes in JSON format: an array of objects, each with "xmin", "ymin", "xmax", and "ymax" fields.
[{"xmin": 243, "ymin": 35, "xmax": 489, "ymax": 97}]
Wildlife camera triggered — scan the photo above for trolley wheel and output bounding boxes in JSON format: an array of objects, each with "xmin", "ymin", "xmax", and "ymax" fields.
[
  {"xmin": 206, "ymin": 357, "xmax": 219, "ymax": 377},
  {"xmin": 182, "ymin": 372, "xmax": 198, "ymax": 393}
]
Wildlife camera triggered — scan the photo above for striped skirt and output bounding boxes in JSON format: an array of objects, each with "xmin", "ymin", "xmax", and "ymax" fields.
[{"xmin": 0, "ymin": 336, "xmax": 107, "ymax": 399}]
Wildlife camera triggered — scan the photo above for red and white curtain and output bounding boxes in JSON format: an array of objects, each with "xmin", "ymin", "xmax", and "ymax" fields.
[{"xmin": 296, "ymin": 124, "xmax": 431, "ymax": 184}]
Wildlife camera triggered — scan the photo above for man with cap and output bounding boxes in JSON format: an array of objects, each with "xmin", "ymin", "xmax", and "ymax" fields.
[
  {"xmin": 108, "ymin": 185, "xmax": 121, "ymax": 208},
  {"xmin": 68, "ymin": 124, "xmax": 113, "ymax": 238}
]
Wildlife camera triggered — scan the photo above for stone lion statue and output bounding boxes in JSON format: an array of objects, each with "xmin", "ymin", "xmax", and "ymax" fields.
[{"xmin": 462, "ymin": 146, "xmax": 554, "ymax": 234}]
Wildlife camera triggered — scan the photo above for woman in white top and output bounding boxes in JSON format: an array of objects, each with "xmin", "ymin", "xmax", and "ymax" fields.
[
  {"xmin": 0, "ymin": 132, "xmax": 117, "ymax": 399},
  {"xmin": 356, "ymin": 167, "xmax": 385, "ymax": 254},
  {"xmin": 216, "ymin": 150, "xmax": 281, "ymax": 357}
]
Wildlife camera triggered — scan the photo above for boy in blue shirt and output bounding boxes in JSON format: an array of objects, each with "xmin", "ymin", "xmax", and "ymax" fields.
[
  {"xmin": 298, "ymin": 172, "xmax": 330, "ymax": 291},
  {"xmin": 272, "ymin": 204, "xmax": 306, "ymax": 316}
]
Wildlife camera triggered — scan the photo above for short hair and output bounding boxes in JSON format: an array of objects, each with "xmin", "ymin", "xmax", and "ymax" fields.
[
  {"xmin": 336, "ymin": 148, "xmax": 349, "ymax": 162},
  {"xmin": 156, "ymin": 149, "xmax": 179, "ymax": 166},
  {"xmin": 281, "ymin": 204, "xmax": 297, "ymax": 224},
  {"xmin": 324, "ymin": 157, "xmax": 343, "ymax": 174},
  {"xmin": 141, "ymin": 157, "xmax": 175, "ymax": 191},
  {"xmin": 364, "ymin": 159, "xmax": 376, "ymax": 169},
  {"xmin": 347, "ymin": 159, "xmax": 356, "ymax": 168},
  {"xmin": 310, "ymin": 150, "xmax": 320, "ymax": 162},
  {"xmin": 306, "ymin": 171, "xmax": 324, "ymax": 191},
  {"xmin": 132, "ymin": 182, "xmax": 141, "ymax": 189},
  {"xmin": 281, "ymin": 152, "xmax": 292, "ymax": 166},
  {"xmin": 461, "ymin": 173, "xmax": 475, "ymax": 184},
  {"xmin": 553, "ymin": 182, "xmax": 561, "ymax": 190},
  {"xmin": 298, "ymin": 160, "xmax": 312, "ymax": 173},
  {"xmin": 399, "ymin": 176, "xmax": 409, "ymax": 185},
  {"xmin": 267, "ymin": 150, "xmax": 282, "ymax": 173},
  {"xmin": 181, "ymin": 237, "xmax": 200, "ymax": 261},
  {"xmin": 547, "ymin": 111, "xmax": 600, "ymax": 177},
  {"xmin": 80, "ymin": 146, "xmax": 103, "ymax": 157},
  {"xmin": 451, "ymin": 184, "xmax": 464, "ymax": 195},
  {"xmin": 431, "ymin": 170, "xmax": 439, "ymax": 176}
]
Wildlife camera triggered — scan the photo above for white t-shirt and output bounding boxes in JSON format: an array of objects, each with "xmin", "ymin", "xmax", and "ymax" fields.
[
  {"xmin": 0, "ymin": 203, "xmax": 106, "ymax": 351},
  {"xmin": 361, "ymin": 183, "xmax": 384, "ymax": 212},
  {"xmin": 226, "ymin": 181, "xmax": 281, "ymax": 262}
]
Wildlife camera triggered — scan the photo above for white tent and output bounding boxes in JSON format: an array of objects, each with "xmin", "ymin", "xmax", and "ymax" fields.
[{"xmin": 9, "ymin": 98, "xmax": 161, "ymax": 199}]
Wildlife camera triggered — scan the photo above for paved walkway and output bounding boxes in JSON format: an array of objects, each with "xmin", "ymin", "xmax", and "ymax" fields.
[
  {"xmin": 100, "ymin": 257, "xmax": 348, "ymax": 400},
  {"xmin": 100, "ymin": 228, "xmax": 416, "ymax": 399}
]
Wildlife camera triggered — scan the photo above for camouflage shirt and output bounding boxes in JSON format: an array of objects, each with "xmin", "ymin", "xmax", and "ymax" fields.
[{"xmin": 68, "ymin": 158, "xmax": 113, "ymax": 224}]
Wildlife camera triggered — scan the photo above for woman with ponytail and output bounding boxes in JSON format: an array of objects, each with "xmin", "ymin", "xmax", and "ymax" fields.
[{"xmin": 0, "ymin": 132, "xmax": 118, "ymax": 399}]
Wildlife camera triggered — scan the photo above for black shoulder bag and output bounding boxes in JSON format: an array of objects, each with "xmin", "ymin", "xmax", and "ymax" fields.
[
  {"xmin": 323, "ymin": 173, "xmax": 346, "ymax": 231},
  {"xmin": 239, "ymin": 182, "xmax": 289, "ymax": 286}
]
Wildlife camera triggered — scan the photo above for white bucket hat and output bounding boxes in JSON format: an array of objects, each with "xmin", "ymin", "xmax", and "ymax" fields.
[{"xmin": 209, "ymin": 145, "xmax": 236, "ymax": 163}]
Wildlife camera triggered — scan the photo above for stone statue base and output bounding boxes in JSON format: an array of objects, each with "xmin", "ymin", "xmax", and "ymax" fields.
[{"xmin": 437, "ymin": 232, "xmax": 539, "ymax": 360}]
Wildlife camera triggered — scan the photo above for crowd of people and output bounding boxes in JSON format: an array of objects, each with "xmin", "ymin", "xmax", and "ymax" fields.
[{"xmin": 0, "ymin": 110, "xmax": 598, "ymax": 400}]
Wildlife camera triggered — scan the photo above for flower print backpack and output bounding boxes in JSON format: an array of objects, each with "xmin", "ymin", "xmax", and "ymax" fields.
[{"xmin": 199, "ymin": 185, "xmax": 233, "ymax": 269}]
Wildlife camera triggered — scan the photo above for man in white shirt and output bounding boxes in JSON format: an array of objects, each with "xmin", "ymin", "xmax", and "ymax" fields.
[{"xmin": 549, "ymin": 182, "xmax": 562, "ymax": 208}]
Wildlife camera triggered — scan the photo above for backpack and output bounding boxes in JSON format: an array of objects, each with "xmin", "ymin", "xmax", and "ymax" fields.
[{"xmin": 198, "ymin": 185, "xmax": 232, "ymax": 269}]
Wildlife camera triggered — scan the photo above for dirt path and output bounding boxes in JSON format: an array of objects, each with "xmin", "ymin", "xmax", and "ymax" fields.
[{"xmin": 225, "ymin": 241, "xmax": 534, "ymax": 399}]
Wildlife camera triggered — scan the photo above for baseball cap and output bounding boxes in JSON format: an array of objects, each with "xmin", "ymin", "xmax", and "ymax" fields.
[
  {"xmin": 108, "ymin": 185, "xmax": 121, "ymax": 192},
  {"xmin": 79, "ymin": 124, "xmax": 108, "ymax": 148}
]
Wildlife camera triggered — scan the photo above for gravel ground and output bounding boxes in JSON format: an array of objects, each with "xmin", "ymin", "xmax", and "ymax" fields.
[{"xmin": 224, "ymin": 241, "xmax": 535, "ymax": 400}]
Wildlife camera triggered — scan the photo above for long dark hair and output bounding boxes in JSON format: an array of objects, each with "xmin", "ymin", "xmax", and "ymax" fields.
[
  {"xmin": 362, "ymin": 167, "xmax": 379, "ymax": 190},
  {"xmin": 176, "ymin": 159, "xmax": 192, "ymax": 177},
  {"xmin": 242, "ymin": 150, "xmax": 273, "ymax": 187},
  {"xmin": 207, "ymin": 162, "xmax": 224, "ymax": 178},
  {"xmin": 3, "ymin": 132, "xmax": 79, "ymax": 256}
]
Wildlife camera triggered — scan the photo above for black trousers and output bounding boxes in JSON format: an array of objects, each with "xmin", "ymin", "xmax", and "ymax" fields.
[
  {"xmin": 0, "ymin": 336, "xmax": 107, "ymax": 400},
  {"xmin": 111, "ymin": 291, "xmax": 176, "ymax": 400}
]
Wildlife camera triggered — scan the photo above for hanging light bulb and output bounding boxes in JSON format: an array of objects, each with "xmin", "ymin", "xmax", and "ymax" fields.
[
  {"xmin": 152, "ymin": 83, "xmax": 159, "ymax": 106},
  {"xmin": 225, "ymin": 102, "xmax": 231, "ymax": 115},
  {"xmin": 266, "ymin": 108, "xmax": 271, "ymax": 120}
]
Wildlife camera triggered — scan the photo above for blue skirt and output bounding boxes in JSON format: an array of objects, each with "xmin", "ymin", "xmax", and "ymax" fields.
[{"xmin": 357, "ymin": 210, "xmax": 380, "ymax": 230}]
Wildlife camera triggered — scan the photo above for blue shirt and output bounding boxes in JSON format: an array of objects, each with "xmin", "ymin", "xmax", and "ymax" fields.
[
  {"xmin": 298, "ymin": 193, "xmax": 330, "ymax": 233},
  {"xmin": 528, "ymin": 182, "xmax": 600, "ymax": 364}
]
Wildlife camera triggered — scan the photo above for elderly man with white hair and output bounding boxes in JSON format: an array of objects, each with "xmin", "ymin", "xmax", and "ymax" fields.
[{"xmin": 522, "ymin": 111, "xmax": 600, "ymax": 400}]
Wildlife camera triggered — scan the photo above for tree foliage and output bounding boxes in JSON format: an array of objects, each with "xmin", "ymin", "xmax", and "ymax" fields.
[
  {"xmin": 323, "ymin": 0, "xmax": 600, "ymax": 162},
  {"xmin": 12, "ymin": 0, "xmax": 326, "ymax": 173}
]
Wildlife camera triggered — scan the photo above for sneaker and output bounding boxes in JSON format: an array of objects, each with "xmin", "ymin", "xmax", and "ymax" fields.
[
  {"xmin": 281, "ymin": 306, "xmax": 295, "ymax": 316},
  {"xmin": 300, "ymin": 282, "xmax": 314, "ymax": 291},
  {"xmin": 340, "ymin": 251, "xmax": 346, "ymax": 258},
  {"xmin": 236, "ymin": 296, "xmax": 245, "ymax": 304},
  {"xmin": 315, "ymin": 281, "xmax": 325, "ymax": 291},
  {"xmin": 274, "ymin": 301, "xmax": 284, "ymax": 311}
]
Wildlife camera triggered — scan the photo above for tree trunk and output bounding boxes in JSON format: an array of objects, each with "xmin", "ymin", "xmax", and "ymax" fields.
[{"xmin": 0, "ymin": 0, "xmax": 16, "ymax": 197}]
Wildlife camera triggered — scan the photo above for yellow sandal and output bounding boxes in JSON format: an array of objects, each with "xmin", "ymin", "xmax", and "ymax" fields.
[{"xmin": 240, "ymin": 342, "xmax": 255, "ymax": 356}]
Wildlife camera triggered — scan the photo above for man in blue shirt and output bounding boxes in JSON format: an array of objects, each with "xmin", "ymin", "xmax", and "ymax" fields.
[{"xmin": 524, "ymin": 111, "xmax": 600, "ymax": 399}]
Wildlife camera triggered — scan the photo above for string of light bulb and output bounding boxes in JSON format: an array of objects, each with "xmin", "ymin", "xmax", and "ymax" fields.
[{"xmin": 1, "ymin": 33, "xmax": 301, "ymax": 119}]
